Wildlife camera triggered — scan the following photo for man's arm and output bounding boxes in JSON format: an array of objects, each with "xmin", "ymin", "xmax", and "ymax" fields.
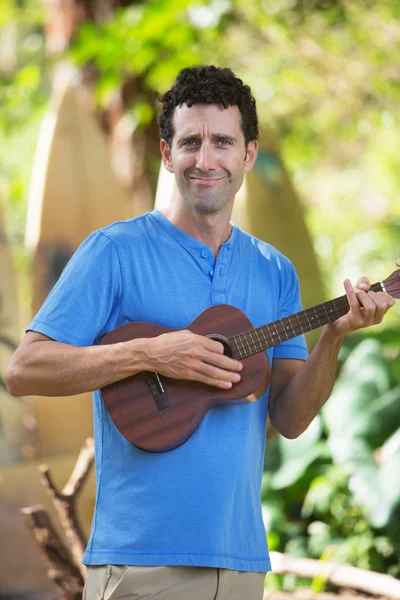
[
  {"xmin": 268, "ymin": 277, "xmax": 395, "ymax": 439},
  {"xmin": 5, "ymin": 329, "xmax": 243, "ymax": 398}
]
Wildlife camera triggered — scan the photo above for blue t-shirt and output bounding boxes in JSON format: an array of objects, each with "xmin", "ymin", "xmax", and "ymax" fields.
[{"xmin": 27, "ymin": 210, "xmax": 308, "ymax": 572}]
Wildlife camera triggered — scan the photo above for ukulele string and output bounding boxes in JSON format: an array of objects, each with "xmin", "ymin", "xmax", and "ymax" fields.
[
  {"xmin": 231, "ymin": 296, "xmax": 350, "ymax": 356},
  {"xmin": 230, "ymin": 280, "xmax": 399, "ymax": 359}
]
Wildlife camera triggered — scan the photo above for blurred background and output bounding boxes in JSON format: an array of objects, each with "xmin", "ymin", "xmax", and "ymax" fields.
[{"xmin": 1, "ymin": 0, "xmax": 400, "ymax": 597}]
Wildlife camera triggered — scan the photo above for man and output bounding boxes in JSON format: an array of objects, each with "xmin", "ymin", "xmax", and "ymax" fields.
[{"xmin": 6, "ymin": 66, "xmax": 395, "ymax": 600}]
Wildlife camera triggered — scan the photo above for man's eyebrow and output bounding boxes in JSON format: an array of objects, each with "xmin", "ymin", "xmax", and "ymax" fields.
[
  {"xmin": 213, "ymin": 133, "xmax": 237, "ymax": 143},
  {"xmin": 177, "ymin": 133, "xmax": 237, "ymax": 145},
  {"xmin": 176, "ymin": 134, "xmax": 199, "ymax": 145}
]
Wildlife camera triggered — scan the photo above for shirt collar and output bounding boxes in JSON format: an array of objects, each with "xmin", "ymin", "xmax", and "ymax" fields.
[{"xmin": 150, "ymin": 209, "xmax": 237, "ymax": 252}]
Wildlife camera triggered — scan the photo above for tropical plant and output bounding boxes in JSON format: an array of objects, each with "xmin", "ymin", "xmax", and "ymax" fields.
[{"xmin": 262, "ymin": 328, "xmax": 400, "ymax": 590}]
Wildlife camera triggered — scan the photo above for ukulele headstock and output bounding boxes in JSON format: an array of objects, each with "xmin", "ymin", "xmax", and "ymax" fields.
[{"xmin": 382, "ymin": 269, "xmax": 400, "ymax": 299}]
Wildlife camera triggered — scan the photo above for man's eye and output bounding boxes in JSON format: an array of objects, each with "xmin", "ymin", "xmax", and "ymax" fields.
[
  {"xmin": 183, "ymin": 140, "xmax": 198, "ymax": 146},
  {"xmin": 219, "ymin": 139, "xmax": 231, "ymax": 146}
]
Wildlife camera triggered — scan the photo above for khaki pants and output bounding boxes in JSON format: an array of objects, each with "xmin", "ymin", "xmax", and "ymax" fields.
[{"xmin": 84, "ymin": 565, "xmax": 266, "ymax": 600}]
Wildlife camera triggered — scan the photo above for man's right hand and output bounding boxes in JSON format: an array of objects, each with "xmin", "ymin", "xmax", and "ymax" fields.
[{"xmin": 145, "ymin": 329, "xmax": 243, "ymax": 389}]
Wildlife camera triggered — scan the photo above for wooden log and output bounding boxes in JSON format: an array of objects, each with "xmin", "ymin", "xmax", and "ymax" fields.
[
  {"xmin": 270, "ymin": 551, "xmax": 400, "ymax": 599},
  {"xmin": 20, "ymin": 504, "xmax": 84, "ymax": 600}
]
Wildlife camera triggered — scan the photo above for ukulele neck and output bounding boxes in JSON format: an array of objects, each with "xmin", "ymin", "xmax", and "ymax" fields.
[{"xmin": 229, "ymin": 281, "xmax": 384, "ymax": 360}]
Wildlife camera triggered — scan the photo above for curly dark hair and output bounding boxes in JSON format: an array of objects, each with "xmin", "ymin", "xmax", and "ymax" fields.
[{"xmin": 159, "ymin": 65, "xmax": 259, "ymax": 147}]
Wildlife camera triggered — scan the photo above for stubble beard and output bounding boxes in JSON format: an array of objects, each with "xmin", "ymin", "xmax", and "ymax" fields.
[{"xmin": 179, "ymin": 173, "xmax": 239, "ymax": 215}]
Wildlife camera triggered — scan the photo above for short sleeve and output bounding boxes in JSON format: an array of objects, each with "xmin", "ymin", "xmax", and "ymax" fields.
[
  {"xmin": 273, "ymin": 258, "xmax": 308, "ymax": 360},
  {"xmin": 27, "ymin": 231, "xmax": 123, "ymax": 346}
]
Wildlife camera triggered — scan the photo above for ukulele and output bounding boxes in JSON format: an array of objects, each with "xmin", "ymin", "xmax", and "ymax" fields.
[{"xmin": 101, "ymin": 269, "xmax": 400, "ymax": 453}]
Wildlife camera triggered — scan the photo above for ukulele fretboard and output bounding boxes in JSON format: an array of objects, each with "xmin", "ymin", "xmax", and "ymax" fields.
[{"xmin": 229, "ymin": 282, "xmax": 383, "ymax": 360}]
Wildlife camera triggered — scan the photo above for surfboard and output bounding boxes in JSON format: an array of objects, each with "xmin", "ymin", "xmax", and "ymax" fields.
[
  {"xmin": 232, "ymin": 128, "xmax": 326, "ymax": 318},
  {"xmin": 0, "ymin": 204, "xmax": 23, "ymax": 464},
  {"xmin": 25, "ymin": 84, "xmax": 132, "ymax": 457},
  {"xmin": 155, "ymin": 160, "xmax": 178, "ymax": 210}
]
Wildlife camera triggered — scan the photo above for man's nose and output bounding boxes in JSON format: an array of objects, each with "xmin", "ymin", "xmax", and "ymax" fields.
[{"xmin": 195, "ymin": 142, "xmax": 216, "ymax": 171}]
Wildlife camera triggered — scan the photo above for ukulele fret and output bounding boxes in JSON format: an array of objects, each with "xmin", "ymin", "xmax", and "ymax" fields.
[
  {"xmin": 313, "ymin": 307, "xmax": 322, "ymax": 326},
  {"xmin": 247, "ymin": 331, "xmax": 259, "ymax": 357},
  {"xmin": 236, "ymin": 333, "xmax": 246, "ymax": 357},
  {"xmin": 295, "ymin": 313, "xmax": 304, "ymax": 333},
  {"xmin": 332, "ymin": 298, "xmax": 342, "ymax": 319},
  {"xmin": 244, "ymin": 331, "xmax": 253, "ymax": 355},
  {"xmin": 272, "ymin": 321, "xmax": 280, "ymax": 341},
  {"xmin": 322, "ymin": 302, "xmax": 331, "ymax": 322},
  {"xmin": 280, "ymin": 319, "xmax": 289, "ymax": 340},
  {"xmin": 258, "ymin": 325, "xmax": 273, "ymax": 351},
  {"xmin": 303, "ymin": 309, "xmax": 312, "ymax": 331},
  {"xmin": 254, "ymin": 328, "xmax": 263, "ymax": 353}
]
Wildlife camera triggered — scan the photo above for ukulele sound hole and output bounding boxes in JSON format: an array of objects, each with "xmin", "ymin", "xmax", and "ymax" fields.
[{"xmin": 205, "ymin": 334, "xmax": 233, "ymax": 358}]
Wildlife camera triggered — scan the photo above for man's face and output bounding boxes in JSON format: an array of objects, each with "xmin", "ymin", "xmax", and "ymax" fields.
[{"xmin": 160, "ymin": 104, "xmax": 258, "ymax": 215}]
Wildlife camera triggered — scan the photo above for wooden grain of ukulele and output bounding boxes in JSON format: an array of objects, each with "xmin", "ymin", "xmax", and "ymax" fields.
[{"xmin": 101, "ymin": 269, "xmax": 400, "ymax": 453}]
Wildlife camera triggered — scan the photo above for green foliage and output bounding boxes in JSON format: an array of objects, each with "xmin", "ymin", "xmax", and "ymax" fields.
[
  {"xmin": 263, "ymin": 331, "xmax": 400, "ymax": 590},
  {"xmin": 68, "ymin": 0, "xmax": 230, "ymax": 105}
]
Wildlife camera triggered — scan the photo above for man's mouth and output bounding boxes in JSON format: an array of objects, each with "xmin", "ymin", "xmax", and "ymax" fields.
[{"xmin": 189, "ymin": 177, "xmax": 223, "ymax": 184}]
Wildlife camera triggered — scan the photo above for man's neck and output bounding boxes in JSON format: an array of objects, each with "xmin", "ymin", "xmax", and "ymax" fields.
[{"xmin": 160, "ymin": 201, "xmax": 233, "ymax": 259}]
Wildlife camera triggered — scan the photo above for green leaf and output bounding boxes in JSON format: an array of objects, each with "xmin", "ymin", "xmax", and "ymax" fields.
[
  {"xmin": 271, "ymin": 416, "xmax": 323, "ymax": 489},
  {"xmin": 322, "ymin": 339, "xmax": 390, "ymax": 437},
  {"xmin": 328, "ymin": 429, "xmax": 400, "ymax": 528},
  {"xmin": 352, "ymin": 385, "xmax": 400, "ymax": 448}
]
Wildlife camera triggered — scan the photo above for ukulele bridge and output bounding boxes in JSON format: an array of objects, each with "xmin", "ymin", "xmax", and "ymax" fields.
[{"xmin": 144, "ymin": 372, "xmax": 172, "ymax": 411}]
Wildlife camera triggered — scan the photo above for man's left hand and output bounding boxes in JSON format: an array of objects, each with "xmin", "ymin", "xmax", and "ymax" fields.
[{"xmin": 327, "ymin": 276, "xmax": 395, "ymax": 338}]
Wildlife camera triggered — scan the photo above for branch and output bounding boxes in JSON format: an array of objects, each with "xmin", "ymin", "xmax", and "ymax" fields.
[
  {"xmin": 21, "ymin": 505, "xmax": 84, "ymax": 600},
  {"xmin": 270, "ymin": 551, "xmax": 400, "ymax": 599},
  {"xmin": 40, "ymin": 437, "xmax": 94, "ymax": 578}
]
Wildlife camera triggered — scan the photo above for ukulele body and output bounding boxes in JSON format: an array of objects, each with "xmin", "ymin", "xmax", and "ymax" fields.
[{"xmin": 101, "ymin": 304, "xmax": 270, "ymax": 452}]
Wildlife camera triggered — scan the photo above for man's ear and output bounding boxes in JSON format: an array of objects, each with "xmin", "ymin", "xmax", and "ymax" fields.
[
  {"xmin": 244, "ymin": 140, "xmax": 258, "ymax": 173},
  {"xmin": 160, "ymin": 139, "xmax": 174, "ymax": 173}
]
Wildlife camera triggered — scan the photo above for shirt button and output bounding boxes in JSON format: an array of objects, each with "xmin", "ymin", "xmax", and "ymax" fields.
[
  {"xmin": 218, "ymin": 267, "xmax": 225, "ymax": 276},
  {"xmin": 209, "ymin": 269, "xmax": 214, "ymax": 277},
  {"xmin": 201, "ymin": 250, "xmax": 208, "ymax": 258}
]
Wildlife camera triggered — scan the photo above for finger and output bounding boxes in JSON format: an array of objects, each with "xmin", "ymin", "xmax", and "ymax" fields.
[
  {"xmin": 363, "ymin": 290, "xmax": 385, "ymax": 323},
  {"xmin": 355, "ymin": 289, "xmax": 377, "ymax": 325},
  {"xmin": 200, "ymin": 378, "xmax": 234, "ymax": 390},
  {"xmin": 344, "ymin": 279, "xmax": 360, "ymax": 311},
  {"xmin": 203, "ymin": 349, "xmax": 243, "ymax": 372},
  {"xmin": 355, "ymin": 276, "xmax": 371, "ymax": 292},
  {"xmin": 200, "ymin": 362, "xmax": 241, "ymax": 382},
  {"xmin": 203, "ymin": 336, "xmax": 225, "ymax": 354},
  {"xmin": 344, "ymin": 280, "xmax": 370, "ymax": 328},
  {"xmin": 368, "ymin": 291, "xmax": 395, "ymax": 323},
  {"xmin": 195, "ymin": 363, "xmax": 242, "ymax": 388},
  {"xmin": 202, "ymin": 338, "xmax": 243, "ymax": 370}
]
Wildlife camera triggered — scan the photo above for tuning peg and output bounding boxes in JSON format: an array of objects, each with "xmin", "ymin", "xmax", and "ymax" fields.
[{"xmin": 397, "ymin": 259, "xmax": 400, "ymax": 267}]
